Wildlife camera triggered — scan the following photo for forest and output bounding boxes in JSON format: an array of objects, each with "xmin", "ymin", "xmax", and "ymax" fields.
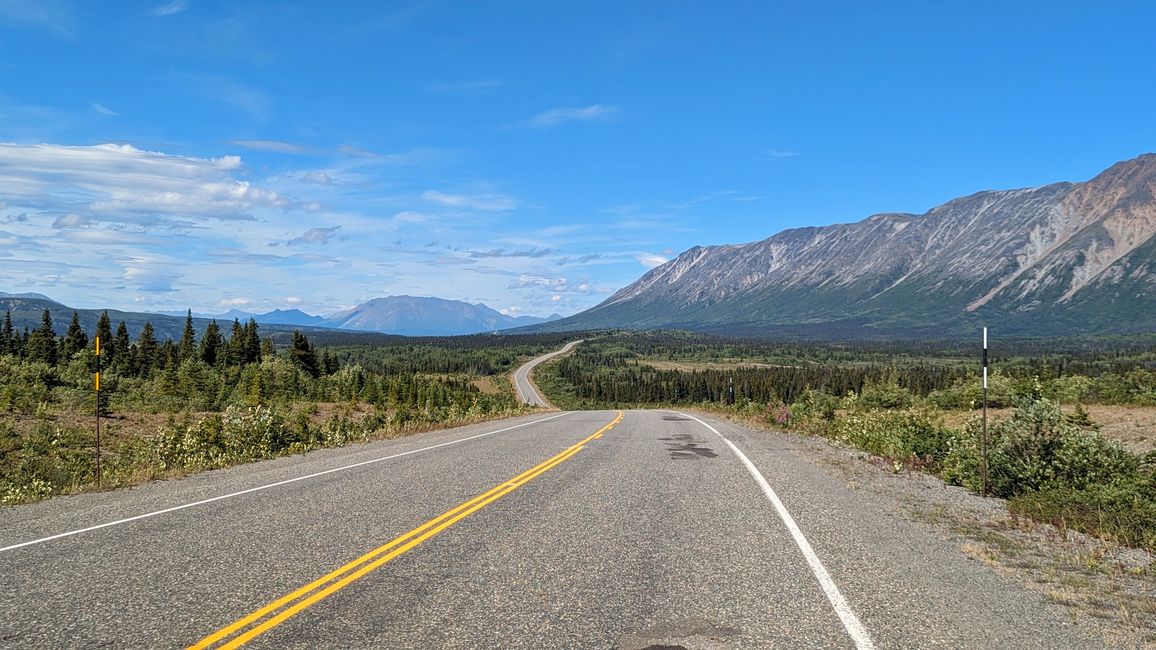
[{"xmin": 0, "ymin": 309, "xmax": 568, "ymax": 504}]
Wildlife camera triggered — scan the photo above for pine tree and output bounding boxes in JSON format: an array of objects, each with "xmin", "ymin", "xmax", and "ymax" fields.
[
  {"xmin": 136, "ymin": 322, "xmax": 159, "ymax": 377},
  {"xmin": 26, "ymin": 309, "xmax": 58, "ymax": 365},
  {"xmin": 261, "ymin": 337, "xmax": 275, "ymax": 359},
  {"xmin": 178, "ymin": 310, "xmax": 197, "ymax": 362},
  {"xmin": 200, "ymin": 320, "xmax": 223, "ymax": 365},
  {"xmin": 0, "ymin": 311, "xmax": 13, "ymax": 356},
  {"xmin": 289, "ymin": 330, "xmax": 320, "ymax": 378},
  {"xmin": 61, "ymin": 311, "xmax": 89, "ymax": 359}
]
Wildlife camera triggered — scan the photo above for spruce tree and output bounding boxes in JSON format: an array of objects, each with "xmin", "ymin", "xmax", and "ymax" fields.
[
  {"xmin": 136, "ymin": 322, "xmax": 159, "ymax": 377},
  {"xmin": 243, "ymin": 319, "xmax": 262, "ymax": 365},
  {"xmin": 227, "ymin": 318, "xmax": 245, "ymax": 366},
  {"xmin": 0, "ymin": 311, "xmax": 13, "ymax": 356},
  {"xmin": 26, "ymin": 309, "xmax": 58, "ymax": 366},
  {"xmin": 95, "ymin": 311, "xmax": 113, "ymax": 359},
  {"xmin": 62, "ymin": 311, "xmax": 89, "ymax": 359},
  {"xmin": 200, "ymin": 320, "xmax": 223, "ymax": 365},
  {"xmin": 289, "ymin": 330, "xmax": 320, "ymax": 378},
  {"xmin": 112, "ymin": 321, "xmax": 131, "ymax": 372},
  {"xmin": 261, "ymin": 337, "xmax": 275, "ymax": 359},
  {"xmin": 178, "ymin": 310, "xmax": 197, "ymax": 362}
]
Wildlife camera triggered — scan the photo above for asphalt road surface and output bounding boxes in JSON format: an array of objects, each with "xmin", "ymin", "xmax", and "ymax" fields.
[
  {"xmin": 512, "ymin": 340, "xmax": 582, "ymax": 407},
  {"xmin": 0, "ymin": 409, "xmax": 1106, "ymax": 649}
]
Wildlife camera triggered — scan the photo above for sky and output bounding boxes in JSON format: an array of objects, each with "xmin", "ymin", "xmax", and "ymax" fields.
[{"xmin": 1, "ymin": 1, "xmax": 1154, "ymax": 318}]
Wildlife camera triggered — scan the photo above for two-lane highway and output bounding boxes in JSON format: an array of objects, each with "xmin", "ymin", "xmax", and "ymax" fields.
[
  {"xmin": 512, "ymin": 339, "xmax": 582, "ymax": 407},
  {"xmin": 0, "ymin": 409, "xmax": 1106, "ymax": 648}
]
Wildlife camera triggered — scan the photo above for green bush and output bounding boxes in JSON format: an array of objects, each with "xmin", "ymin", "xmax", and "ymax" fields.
[
  {"xmin": 855, "ymin": 381, "xmax": 915, "ymax": 410},
  {"xmin": 1009, "ymin": 478, "xmax": 1156, "ymax": 552},
  {"xmin": 942, "ymin": 398, "xmax": 1139, "ymax": 498},
  {"xmin": 828, "ymin": 409, "xmax": 952, "ymax": 470}
]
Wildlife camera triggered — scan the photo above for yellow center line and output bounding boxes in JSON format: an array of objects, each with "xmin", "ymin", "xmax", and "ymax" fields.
[{"xmin": 190, "ymin": 410, "xmax": 624, "ymax": 650}]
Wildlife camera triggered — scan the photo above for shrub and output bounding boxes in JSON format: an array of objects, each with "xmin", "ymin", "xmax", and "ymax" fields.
[
  {"xmin": 1009, "ymin": 478, "xmax": 1156, "ymax": 552},
  {"xmin": 942, "ymin": 398, "xmax": 1139, "ymax": 498},
  {"xmin": 828, "ymin": 409, "xmax": 952, "ymax": 470},
  {"xmin": 856, "ymin": 381, "xmax": 915, "ymax": 410}
]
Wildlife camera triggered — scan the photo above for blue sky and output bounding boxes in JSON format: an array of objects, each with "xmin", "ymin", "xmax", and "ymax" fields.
[{"xmin": 1, "ymin": 1, "xmax": 1154, "ymax": 318}]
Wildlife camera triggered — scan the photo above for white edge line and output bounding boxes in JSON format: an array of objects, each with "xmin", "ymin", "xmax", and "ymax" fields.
[
  {"xmin": 1, "ymin": 412, "xmax": 574, "ymax": 554},
  {"xmin": 674, "ymin": 411, "xmax": 876, "ymax": 650}
]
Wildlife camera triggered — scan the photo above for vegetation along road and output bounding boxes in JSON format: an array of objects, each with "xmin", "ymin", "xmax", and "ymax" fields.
[
  {"xmin": 0, "ymin": 406, "xmax": 1108, "ymax": 648},
  {"xmin": 512, "ymin": 339, "xmax": 582, "ymax": 407}
]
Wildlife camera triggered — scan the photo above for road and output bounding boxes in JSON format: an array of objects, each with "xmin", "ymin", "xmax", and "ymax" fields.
[
  {"xmin": 0, "ymin": 409, "xmax": 1106, "ymax": 649},
  {"xmin": 512, "ymin": 339, "xmax": 582, "ymax": 407}
]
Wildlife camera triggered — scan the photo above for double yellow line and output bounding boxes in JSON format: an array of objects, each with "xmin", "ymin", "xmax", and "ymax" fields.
[{"xmin": 190, "ymin": 411, "xmax": 624, "ymax": 649}]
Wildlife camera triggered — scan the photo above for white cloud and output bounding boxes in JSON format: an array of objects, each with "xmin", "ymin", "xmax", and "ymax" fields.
[
  {"xmin": 51, "ymin": 213, "xmax": 92, "ymax": 229},
  {"xmin": 762, "ymin": 149, "xmax": 800, "ymax": 159},
  {"xmin": 637, "ymin": 253, "xmax": 668, "ymax": 268},
  {"xmin": 422, "ymin": 190, "xmax": 516, "ymax": 212},
  {"xmin": 524, "ymin": 104, "xmax": 620, "ymax": 128},
  {"xmin": 0, "ymin": 142, "xmax": 283, "ymax": 224},
  {"xmin": 289, "ymin": 226, "xmax": 342, "ymax": 245},
  {"xmin": 151, "ymin": 0, "xmax": 188, "ymax": 17},
  {"xmin": 300, "ymin": 171, "xmax": 333, "ymax": 185},
  {"xmin": 551, "ymin": 294, "xmax": 562, "ymax": 302}
]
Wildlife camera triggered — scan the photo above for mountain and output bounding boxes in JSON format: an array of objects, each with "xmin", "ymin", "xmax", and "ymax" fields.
[
  {"xmin": 256, "ymin": 309, "xmax": 329, "ymax": 327},
  {"xmin": 533, "ymin": 154, "xmax": 1156, "ymax": 338},
  {"xmin": 326, "ymin": 296, "xmax": 559, "ymax": 336}
]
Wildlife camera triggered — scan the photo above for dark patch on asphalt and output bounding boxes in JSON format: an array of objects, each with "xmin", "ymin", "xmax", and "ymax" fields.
[
  {"xmin": 662, "ymin": 415, "xmax": 692, "ymax": 421},
  {"xmin": 658, "ymin": 433, "xmax": 718, "ymax": 459}
]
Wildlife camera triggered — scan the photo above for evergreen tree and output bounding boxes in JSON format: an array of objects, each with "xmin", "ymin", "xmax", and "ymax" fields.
[
  {"xmin": 321, "ymin": 349, "xmax": 339, "ymax": 375},
  {"xmin": 61, "ymin": 311, "xmax": 89, "ymax": 359},
  {"xmin": 0, "ymin": 311, "xmax": 13, "ymax": 356},
  {"xmin": 178, "ymin": 310, "xmax": 197, "ymax": 362},
  {"xmin": 135, "ymin": 322, "xmax": 159, "ymax": 376},
  {"xmin": 261, "ymin": 337, "xmax": 275, "ymax": 359},
  {"xmin": 243, "ymin": 319, "xmax": 262, "ymax": 365},
  {"xmin": 200, "ymin": 320, "xmax": 223, "ymax": 365},
  {"xmin": 26, "ymin": 309, "xmax": 58, "ymax": 365},
  {"xmin": 227, "ymin": 318, "xmax": 245, "ymax": 366},
  {"xmin": 95, "ymin": 311, "xmax": 113, "ymax": 359},
  {"xmin": 112, "ymin": 321, "xmax": 131, "ymax": 372},
  {"xmin": 289, "ymin": 330, "xmax": 320, "ymax": 378}
]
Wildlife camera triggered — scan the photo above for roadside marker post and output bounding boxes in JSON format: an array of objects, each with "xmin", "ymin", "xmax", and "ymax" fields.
[
  {"xmin": 94, "ymin": 336, "xmax": 101, "ymax": 488},
  {"xmin": 981, "ymin": 327, "xmax": 989, "ymax": 497}
]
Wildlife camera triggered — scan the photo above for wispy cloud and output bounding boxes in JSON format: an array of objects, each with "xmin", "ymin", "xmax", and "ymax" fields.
[
  {"xmin": 0, "ymin": 0, "xmax": 74, "ymax": 36},
  {"xmin": 466, "ymin": 247, "xmax": 551, "ymax": 259},
  {"xmin": 523, "ymin": 104, "xmax": 620, "ymax": 128},
  {"xmin": 762, "ymin": 149, "xmax": 800, "ymax": 159},
  {"xmin": 428, "ymin": 79, "xmax": 504, "ymax": 92},
  {"xmin": 230, "ymin": 139, "xmax": 310, "ymax": 154},
  {"xmin": 91, "ymin": 102, "xmax": 119, "ymax": 116},
  {"xmin": 191, "ymin": 75, "xmax": 272, "ymax": 120},
  {"xmin": 151, "ymin": 0, "xmax": 188, "ymax": 17},
  {"xmin": 637, "ymin": 253, "xmax": 668, "ymax": 268},
  {"xmin": 422, "ymin": 190, "xmax": 516, "ymax": 212}
]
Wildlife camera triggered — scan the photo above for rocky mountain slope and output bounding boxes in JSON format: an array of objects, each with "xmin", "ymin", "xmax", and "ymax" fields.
[{"xmin": 539, "ymin": 154, "xmax": 1156, "ymax": 337}]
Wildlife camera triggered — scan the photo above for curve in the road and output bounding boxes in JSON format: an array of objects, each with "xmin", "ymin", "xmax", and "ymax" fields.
[{"xmin": 512, "ymin": 339, "xmax": 582, "ymax": 407}]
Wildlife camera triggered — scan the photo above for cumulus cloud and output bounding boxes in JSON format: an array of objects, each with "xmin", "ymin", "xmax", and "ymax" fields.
[
  {"xmin": 523, "ymin": 104, "xmax": 620, "ymax": 128},
  {"xmin": 0, "ymin": 143, "xmax": 286, "ymax": 225},
  {"xmin": 289, "ymin": 226, "xmax": 342, "ymax": 245},
  {"xmin": 637, "ymin": 253, "xmax": 668, "ymax": 268},
  {"xmin": 124, "ymin": 266, "xmax": 177, "ymax": 292},
  {"xmin": 422, "ymin": 190, "xmax": 516, "ymax": 212}
]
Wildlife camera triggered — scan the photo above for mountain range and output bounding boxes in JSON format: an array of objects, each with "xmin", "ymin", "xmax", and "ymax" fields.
[
  {"xmin": 530, "ymin": 153, "xmax": 1156, "ymax": 337},
  {"xmin": 0, "ymin": 294, "xmax": 560, "ymax": 339}
]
